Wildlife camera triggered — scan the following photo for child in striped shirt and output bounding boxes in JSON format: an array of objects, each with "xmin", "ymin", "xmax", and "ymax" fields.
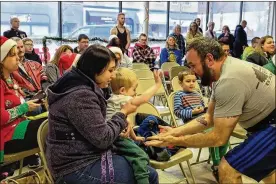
[
  {"xmin": 174, "ymin": 70, "xmax": 205, "ymax": 122},
  {"xmin": 174, "ymin": 70, "xmax": 228, "ymax": 182}
]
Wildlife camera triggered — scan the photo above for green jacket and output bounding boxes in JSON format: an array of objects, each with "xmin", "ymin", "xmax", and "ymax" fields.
[
  {"xmin": 263, "ymin": 56, "xmax": 276, "ymax": 74},
  {"xmin": 242, "ymin": 46, "xmax": 255, "ymax": 61}
]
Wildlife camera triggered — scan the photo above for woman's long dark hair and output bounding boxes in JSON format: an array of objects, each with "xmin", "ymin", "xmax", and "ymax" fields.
[
  {"xmin": 106, "ymin": 38, "xmax": 125, "ymax": 53},
  {"xmin": 76, "ymin": 44, "xmax": 118, "ymax": 81}
]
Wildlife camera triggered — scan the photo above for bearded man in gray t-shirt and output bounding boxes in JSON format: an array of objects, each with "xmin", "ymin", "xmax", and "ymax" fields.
[{"xmin": 145, "ymin": 37, "xmax": 275, "ymax": 184}]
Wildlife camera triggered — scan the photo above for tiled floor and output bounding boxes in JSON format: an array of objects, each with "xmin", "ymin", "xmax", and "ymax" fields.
[
  {"xmin": 157, "ymin": 137, "xmax": 262, "ymax": 184},
  {"xmin": 10, "ymin": 137, "xmax": 262, "ymax": 184}
]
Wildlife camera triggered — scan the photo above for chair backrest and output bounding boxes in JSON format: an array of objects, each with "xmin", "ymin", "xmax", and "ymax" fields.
[
  {"xmin": 161, "ymin": 62, "xmax": 180, "ymax": 72},
  {"xmin": 134, "ymin": 69, "xmax": 154, "ymax": 79},
  {"xmin": 128, "ymin": 102, "xmax": 161, "ymax": 128},
  {"xmin": 171, "ymin": 76, "xmax": 182, "ymax": 92},
  {"xmin": 37, "ymin": 119, "xmax": 54, "ymax": 183},
  {"xmin": 136, "ymin": 78, "xmax": 166, "ymax": 97},
  {"xmin": 132, "ymin": 63, "xmax": 150, "ymax": 70},
  {"xmin": 167, "ymin": 91, "xmax": 180, "ymax": 127},
  {"xmin": 169, "ymin": 66, "xmax": 190, "ymax": 79},
  {"xmin": 137, "ymin": 102, "xmax": 161, "ymax": 117}
]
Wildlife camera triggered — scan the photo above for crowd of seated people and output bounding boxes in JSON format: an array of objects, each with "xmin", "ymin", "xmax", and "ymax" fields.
[{"xmin": 1, "ymin": 12, "xmax": 276, "ymax": 184}]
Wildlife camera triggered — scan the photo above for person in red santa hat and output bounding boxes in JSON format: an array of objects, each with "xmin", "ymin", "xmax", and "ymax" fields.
[{"xmin": 0, "ymin": 36, "xmax": 46, "ymax": 171}]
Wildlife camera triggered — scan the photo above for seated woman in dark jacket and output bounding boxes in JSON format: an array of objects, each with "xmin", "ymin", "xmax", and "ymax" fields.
[
  {"xmin": 218, "ymin": 25, "xmax": 235, "ymax": 52},
  {"xmin": 46, "ymin": 44, "xmax": 158, "ymax": 184},
  {"xmin": 246, "ymin": 35, "xmax": 275, "ymax": 66}
]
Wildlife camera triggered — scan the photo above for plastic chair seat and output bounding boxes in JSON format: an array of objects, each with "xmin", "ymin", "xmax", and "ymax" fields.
[
  {"xmin": 150, "ymin": 148, "xmax": 193, "ymax": 169},
  {"xmin": 4, "ymin": 148, "xmax": 40, "ymax": 163},
  {"xmin": 155, "ymin": 106, "xmax": 171, "ymax": 116},
  {"xmin": 232, "ymin": 125, "xmax": 247, "ymax": 139}
]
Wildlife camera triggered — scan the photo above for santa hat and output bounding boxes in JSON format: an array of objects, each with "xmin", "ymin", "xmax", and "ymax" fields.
[
  {"xmin": 109, "ymin": 34, "xmax": 118, "ymax": 41},
  {"xmin": 1, "ymin": 36, "xmax": 17, "ymax": 62},
  {"xmin": 108, "ymin": 46, "xmax": 123, "ymax": 63},
  {"xmin": 58, "ymin": 53, "xmax": 81, "ymax": 75}
]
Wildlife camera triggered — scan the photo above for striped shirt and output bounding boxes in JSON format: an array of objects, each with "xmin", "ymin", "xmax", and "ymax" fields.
[{"xmin": 174, "ymin": 91, "xmax": 205, "ymax": 122}]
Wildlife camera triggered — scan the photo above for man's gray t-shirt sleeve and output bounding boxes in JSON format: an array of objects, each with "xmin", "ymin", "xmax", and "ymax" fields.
[{"xmin": 213, "ymin": 78, "xmax": 246, "ymax": 118}]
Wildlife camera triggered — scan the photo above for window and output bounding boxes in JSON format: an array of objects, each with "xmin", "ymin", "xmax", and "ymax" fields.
[
  {"xmin": 31, "ymin": 26, "xmax": 49, "ymax": 36},
  {"xmin": 170, "ymin": 2, "xmax": 207, "ymax": 37},
  {"xmin": 1, "ymin": 2, "xmax": 58, "ymax": 38},
  {"xmin": 209, "ymin": 2, "xmax": 240, "ymax": 35},
  {"xmin": 1, "ymin": 24, "xmax": 10, "ymax": 33},
  {"xmin": 149, "ymin": 2, "xmax": 167, "ymax": 39},
  {"xmin": 62, "ymin": 2, "xmax": 119, "ymax": 38},
  {"xmin": 122, "ymin": 2, "xmax": 145, "ymax": 39},
  {"xmin": 242, "ymin": 2, "xmax": 273, "ymax": 39},
  {"xmin": 94, "ymin": 26, "xmax": 113, "ymax": 40},
  {"xmin": 70, "ymin": 28, "xmax": 91, "ymax": 38}
]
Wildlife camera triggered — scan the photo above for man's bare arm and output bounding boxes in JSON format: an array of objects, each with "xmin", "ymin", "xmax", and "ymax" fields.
[
  {"xmin": 110, "ymin": 27, "xmax": 117, "ymax": 35},
  {"xmin": 156, "ymin": 100, "xmax": 215, "ymax": 138},
  {"xmin": 125, "ymin": 29, "xmax": 131, "ymax": 50},
  {"xmin": 146, "ymin": 115, "xmax": 239, "ymax": 148},
  {"xmin": 174, "ymin": 115, "xmax": 239, "ymax": 147}
]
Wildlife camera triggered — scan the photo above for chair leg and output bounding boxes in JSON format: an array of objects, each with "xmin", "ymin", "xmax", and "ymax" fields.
[
  {"xmin": 186, "ymin": 160, "xmax": 196, "ymax": 184},
  {"xmin": 179, "ymin": 163, "xmax": 189, "ymax": 184},
  {"xmin": 229, "ymin": 144, "xmax": 233, "ymax": 150},
  {"xmin": 196, "ymin": 148, "xmax": 202, "ymax": 162},
  {"xmin": 207, "ymin": 154, "xmax": 211, "ymax": 164},
  {"xmin": 19, "ymin": 159, "xmax": 23, "ymax": 174},
  {"xmin": 44, "ymin": 171, "xmax": 52, "ymax": 184}
]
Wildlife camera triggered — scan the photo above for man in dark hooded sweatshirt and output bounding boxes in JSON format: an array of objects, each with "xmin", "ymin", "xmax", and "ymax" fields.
[{"xmin": 233, "ymin": 20, "xmax": 248, "ymax": 59}]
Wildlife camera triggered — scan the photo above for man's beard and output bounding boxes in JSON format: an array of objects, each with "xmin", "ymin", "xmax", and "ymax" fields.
[
  {"xmin": 200, "ymin": 63, "xmax": 213, "ymax": 86},
  {"xmin": 18, "ymin": 52, "xmax": 24, "ymax": 58}
]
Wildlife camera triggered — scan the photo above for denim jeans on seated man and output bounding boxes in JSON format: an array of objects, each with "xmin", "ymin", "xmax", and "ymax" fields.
[{"xmin": 55, "ymin": 155, "xmax": 159, "ymax": 184}]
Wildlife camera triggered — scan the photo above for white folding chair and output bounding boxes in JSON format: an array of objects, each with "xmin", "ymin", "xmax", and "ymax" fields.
[
  {"xmin": 134, "ymin": 69, "xmax": 154, "ymax": 79},
  {"xmin": 132, "ymin": 63, "xmax": 150, "ymax": 70},
  {"xmin": 131, "ymin": 102, "xmax": 196, "ymax": 184}
]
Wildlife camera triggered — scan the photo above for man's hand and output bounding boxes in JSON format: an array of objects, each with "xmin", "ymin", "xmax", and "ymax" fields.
[
  {"xmin": 159, "ymin": 125, "xmax": 173, "ymax": 134},
  {"xmin": 146, "ymin": 125, "xmax": 174, "ymax": 141},
  {"xmin": 145, "ymin": 135, "xmax": 177, "ymax": 147},
  {"xmin": 144, "ymin": 140, "xmax": 170, "ymax": 147}
]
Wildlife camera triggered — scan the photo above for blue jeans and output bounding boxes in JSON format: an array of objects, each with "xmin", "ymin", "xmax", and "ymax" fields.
[{"xmin": 56, "ymin": 155, "xmax": 158, "ymax": 184}]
